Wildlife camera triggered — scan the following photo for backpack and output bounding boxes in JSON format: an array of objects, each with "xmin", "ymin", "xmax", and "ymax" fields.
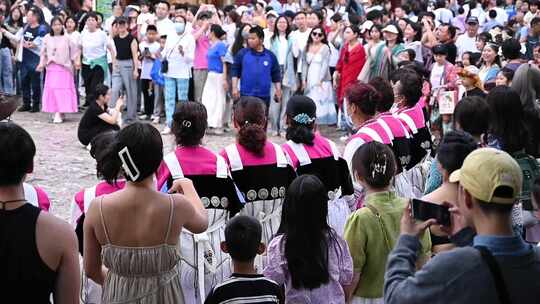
[{"xmin": 512, "ymin": 151, "xmax": 540, "ymax": 210}]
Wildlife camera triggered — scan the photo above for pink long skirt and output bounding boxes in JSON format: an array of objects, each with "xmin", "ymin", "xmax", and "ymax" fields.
[{"xmin": 42, "ymin": 63, "xmax": 78, "ymax": 113}]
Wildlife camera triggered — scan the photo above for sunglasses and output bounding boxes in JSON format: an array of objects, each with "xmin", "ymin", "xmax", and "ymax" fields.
[{"xmin": 311, "ymin": 31, "xmax": 323, "ymax": 37}]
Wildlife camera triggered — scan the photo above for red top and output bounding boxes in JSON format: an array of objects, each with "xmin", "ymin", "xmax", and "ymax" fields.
[{"xmin": 335, "ymin": 42, "xmax": 366, "ymax": 107}]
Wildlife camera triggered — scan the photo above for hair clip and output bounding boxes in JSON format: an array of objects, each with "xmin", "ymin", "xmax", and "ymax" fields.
[
  {"xmin": 182, "ymin": 120, "xmax": 191, "ymax": 128},
  {"xmin": 293, "ymin": 113, "xmax": 316, "ymax": 125},
  {"xmin": 118, "ymin": 146, "xmax": 140, "ymax": 181},
  {"xmin": 371, "ymin": 154, "xmax": 388, "ymax": 178},
  {"xmin": 244, "ymin": 120, "xmax": 250, "ymax": 126}
]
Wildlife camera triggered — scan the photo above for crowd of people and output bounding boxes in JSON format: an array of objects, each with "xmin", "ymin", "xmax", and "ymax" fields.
[{"xmin": 3, "ymin": 0, "xmax": 540, "ymax": 303}]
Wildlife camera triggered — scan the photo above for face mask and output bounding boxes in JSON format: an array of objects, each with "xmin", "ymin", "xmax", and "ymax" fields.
[
  {"xmin": 242, "ymin": 31, "xmax": 250, "ymax": 39},
  {"xmin": 175, "ymin": 22, "xmax": 185, "ymax": 34}
]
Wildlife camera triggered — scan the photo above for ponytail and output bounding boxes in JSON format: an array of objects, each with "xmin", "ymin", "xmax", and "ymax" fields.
[
  {"xmin": 91, "ymin": 132, "xmax": 122, "ymax": 185},
  {"xmin": 234, "ymin": 97, "xmax": 268, "ymax": 156},
  {"xmin": 286, "ymin": 121, "xmax": 315, "ymax": 146}
]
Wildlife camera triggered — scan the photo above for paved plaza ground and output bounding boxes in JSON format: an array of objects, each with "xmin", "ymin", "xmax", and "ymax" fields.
[{"xmin": 12, "ymin": 110, "xmax": 346, "ymax": 221}]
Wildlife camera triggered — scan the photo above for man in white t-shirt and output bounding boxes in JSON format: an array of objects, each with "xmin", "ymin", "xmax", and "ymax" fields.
[
  {"xmin": 434, "ymin": 0, "xmax": 454, "ymax": 25},
  {"xmin": 290, "ymin": 11, "xmax": 310, "ymax": 88},
  {"xmin": 146, "ymin": 1, "xmax": 174, "ymax": 37},
  {"xmin": 456, "ymin": 16, "xmax": 480, "ymax": 60}
]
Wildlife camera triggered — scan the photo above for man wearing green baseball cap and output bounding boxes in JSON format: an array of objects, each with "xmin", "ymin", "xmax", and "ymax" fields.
[{"xmin": 384, "ymin": 148, "xmax": 540, "ymax": 303}]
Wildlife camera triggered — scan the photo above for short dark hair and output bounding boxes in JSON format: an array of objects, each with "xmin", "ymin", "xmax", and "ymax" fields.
[
  {"xmin": 404, "ymin": 48, "xmax": 417, "ymax": 60},
  {"xmin": 0, "ymin": 123, "xmax": 36, "ymax": 186},
  {"xmin": 86, "ymin": 11, "xmax": 99, "ymax": 22},
  {"xmin": 224, "ymin": 215, "xmax": 262, "ymax": 262},
  {"xmin": 172, "ymin": 102, "xmax": 207, "ymax": 147},
  {"xmin": 94, "ymin": 84, "xmax": 109, "ymax": 100},
  {"xmin": 249, "ymin": 25, "xmax": 265, "ymax": 39},
  {"xmin": 498, "ymin": 67, "xmax": 514, "ymax": 83},
  {"xmin": 397, "ymin": 69, "xmax": 422, "ymax": 107},
  {"xmin": 368, "ymin": 77, "xmax": 394, "ymax": 112},
  {"xmin": 294, "ymin": 11, "xmax": 307, "ymax": 18},
  {"xmin": 437, "ymin": 131, "xmax": 477, "ymax": 175},
  {"xmin": 476, "ymin": 198, "xmax": 514, "ymax": 214},
  {"xmin": 352, "ymin": 141, "xmax": 397, "ymax": 188},
  {"xmin": 156, "ymin": 0, "xmax": 170, "ymax": 9},
  {"xmin": 502, "ymin": 38, "xmax": 521, "ymax": 59},
  {"xmin": 366, "ymin": 9, "xmax": 383, "ymax": 21},
  {"xmin": 146, "ymin": 24, "xmax": 157, "ymax": 32},
  {"xmin": 488, "ymin": 9, "xmax": 497, "ymax": 19},
  {"xmin": 454, "ymin": 96, "xmax": 489, "ymax": 136},
  {"xmin": 532, "ymin": 16, "xmax": 540, "ymax": 26}
]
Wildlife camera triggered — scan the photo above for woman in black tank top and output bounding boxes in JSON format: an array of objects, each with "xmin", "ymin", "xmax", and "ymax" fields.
[{"xmin": 0, "ymin": 122, "xmax": 80, "ymax": 303}]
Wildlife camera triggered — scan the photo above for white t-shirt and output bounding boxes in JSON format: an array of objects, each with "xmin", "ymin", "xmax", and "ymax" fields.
[
  {"xmin": 430, "ymin": 63, "xmax": 445, "ymax": 90},
  {"xmin": 455, "ymin": 33, "xmax": 478, "ymax": 60},
  {"xmin": 282, "ymin": 3, "xmax": 300, "ymax": 13},
  {"xmin": 137, "ymin": 12, "xmax": 156, "ymax": 26},
  {"xmin": 155, "ymin": 17, "xmax": 175, "ymax": 37},
  {"xmin": 277, "ymin": 36, "xmax": 288, "ymax": 65},
  {"xmin": 290, "ymin": 29, "xmax": 310, "ymax": 73},
  {"xmin": 223, "ymin": 23, "xmax": 236, "ymax": 46},
  {"xmin": 162, "ymin": 32, "xmax": 195, "ymax": 79},
  {"xmin": 139, "ymin": 40, "xmax": 160, "ymax": 79},
  {"xmin": 81, "ymin": 29, "xmax": 109, "ymax": 61}
]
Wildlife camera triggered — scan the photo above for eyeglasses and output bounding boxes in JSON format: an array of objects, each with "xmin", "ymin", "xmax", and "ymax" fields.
[{"xmin": 311, "ymin": 31, "xmax": 323, "ymax": 37}]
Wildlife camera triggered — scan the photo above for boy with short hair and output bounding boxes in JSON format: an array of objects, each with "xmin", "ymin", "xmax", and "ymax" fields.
[
  {"xmin": 139, "ymin": 24, "xmax": 160, "ymax": 120},
  {"xmin": 204, "ymin": 216, "xmax": 284, "ymax": 304}
]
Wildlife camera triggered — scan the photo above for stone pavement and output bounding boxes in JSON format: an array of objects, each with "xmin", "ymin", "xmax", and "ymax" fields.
[{"xmin": 11, "ymin": 111, "xmax": 346, "ymax": 222}]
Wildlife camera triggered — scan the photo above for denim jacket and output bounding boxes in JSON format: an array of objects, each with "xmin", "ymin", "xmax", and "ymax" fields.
[{"xmin": 269, "ymin": 35, "xmax": 297, "ymax": 91}]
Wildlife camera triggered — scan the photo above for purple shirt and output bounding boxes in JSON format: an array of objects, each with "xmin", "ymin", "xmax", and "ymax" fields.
[
  {"xmin": 263, "ymin": 234, "xmax": 354, "ymax": 303},
  {"xmin": 193, "ymin": 27, "xmax": 210, "ymax": 69}
]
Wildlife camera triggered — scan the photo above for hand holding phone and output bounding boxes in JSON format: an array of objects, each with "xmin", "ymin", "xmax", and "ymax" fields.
[
  {"xmin": 411, "ymin": 199, "xmax": 451, "ymax": 226},
  {"xmin": 400, "ymin": 202, "xmax": 437, "ymax": 238}
]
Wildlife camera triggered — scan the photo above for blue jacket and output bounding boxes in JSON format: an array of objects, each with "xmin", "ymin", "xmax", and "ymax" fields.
[{"xmin": 231, "ymin": 47, "xmax": 281, "ymax": 99}]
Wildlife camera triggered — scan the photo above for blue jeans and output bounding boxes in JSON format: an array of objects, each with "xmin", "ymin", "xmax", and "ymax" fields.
[
  {"xmin": 0, "ymin": 48, "xmax": 14, "ymax": 94},
  {"xmin": 20, "ymin": 56, "xmax": 41, "ymax": 109},
  {"xmin": 164, "ymin": 77, "xmax": 189, "ymax": 127}
]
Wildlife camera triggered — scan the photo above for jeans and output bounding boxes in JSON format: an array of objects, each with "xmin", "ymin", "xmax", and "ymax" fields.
[
  {"xmin": 0, "ymin": 47, "xmax": 14, "ymax": 94},
  {"xmin": 164, "ymin": 77, "xmax": 189, "ymax": 126},
  {"xmin": 20, "ymin": 56, "xmax": 41, "ymax": 110},
  {"xmin": 111, "ymin": 60, "xmax": 138, "ymax": 123}
]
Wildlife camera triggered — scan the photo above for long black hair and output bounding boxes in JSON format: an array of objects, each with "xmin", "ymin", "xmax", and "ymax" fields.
[
  {"xmin": 305, "ymin": 25, "xmax": 329, "ymax": 54},
  {"xmin": 278, "ymin": 175, "xmax": 339, "ymax": 289},
  {"xmin": 231, "ymin": 23, "xmax": 252, "ymax": 56},
  {"xmin": 49, "ymin": 16, "xmax": 65, "ymax": 36},
  {"xmin": 486, "ymin": 86, "xmax": 529, "ymax": 154},
  {"xmin": 90, "ymin": 131, "xmax": 119, "ymax": 185},
  {"xmin": 271, "ymin": 16, "xmax": 291, "ymax": 42}
]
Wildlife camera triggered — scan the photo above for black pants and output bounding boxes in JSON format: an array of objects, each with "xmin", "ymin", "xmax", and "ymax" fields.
[
  {"xmin": 78, "ymin": 123, "xmax": 120, "ymax": 146},
  {"xmin": 141, "ymin": 79, "xmax": 154, "ymax": 117},
  {"xmin": 81, "ymin": 64, "xmax": 104, "ymax": 105}
]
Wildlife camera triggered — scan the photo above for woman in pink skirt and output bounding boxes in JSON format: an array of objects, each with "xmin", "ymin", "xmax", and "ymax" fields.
[{"xmin": 37, "ymin": 16, "xmax": 80, "ymax": 123}]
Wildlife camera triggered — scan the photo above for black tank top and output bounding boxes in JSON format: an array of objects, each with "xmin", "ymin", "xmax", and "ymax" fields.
[
  {"xmin": 0, "ymin": 204, "xmax": 57, "ymax": 303},
  {"xmin": 114, "ymin": 33, "xmax": 135, "ymax": 60}
]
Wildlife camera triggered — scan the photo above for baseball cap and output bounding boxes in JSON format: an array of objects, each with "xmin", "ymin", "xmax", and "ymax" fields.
[
  {"xmin": 266, "ymin": 10, "xmax": 279, "ymax": 19},
  {"xmin": 466, "ymin": 16, "xmax": 479, "ymax": 24},
  {"xmin": 449, "ymin": 148, "xmax": 523, "ymax": 204},
  {"xmin": 382, "ymin": 24, "xmax": 399, "ymax": 34}
]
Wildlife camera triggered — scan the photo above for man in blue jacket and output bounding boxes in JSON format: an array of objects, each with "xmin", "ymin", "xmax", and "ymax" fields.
[{"xmin": 231, "ymin": 25, "xmax": 282, "ymax": 108}]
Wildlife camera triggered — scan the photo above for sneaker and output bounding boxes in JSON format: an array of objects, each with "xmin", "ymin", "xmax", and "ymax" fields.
[
  {"xmin": 271, "ymin": 131, "xmax": 279, "ymax": 137},
  {"xmin": 152, "ymin": 116, "xmax": 160, "ymax": 124},
  {"xmin": 139, "ymin": 114, "xmax": 149, "ymax": 120},
  {"xmin": 161, "ymin": 126, "xmax": 171, "ymax": 135},
  {"xmin": 18, "ymin": 105, "xmax": 31, "ymax": 112},
  {"xmin": 339, "ymin": 135, "xmax": 349, "ymax": 142},
  {"xmin": 53, "ymin": 113, "xmax": 63, "ymax": 124}
]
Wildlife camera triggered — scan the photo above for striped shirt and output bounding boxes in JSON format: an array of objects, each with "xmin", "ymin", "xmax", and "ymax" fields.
[{"xmin": 204, "ymin": 273, "xmax": 284, "ymax": 304}]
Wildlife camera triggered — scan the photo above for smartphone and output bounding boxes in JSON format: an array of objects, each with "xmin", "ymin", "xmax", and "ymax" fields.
[{"xmin": 411, "ymin": 199, "xmax": 451, "ymax": 226}]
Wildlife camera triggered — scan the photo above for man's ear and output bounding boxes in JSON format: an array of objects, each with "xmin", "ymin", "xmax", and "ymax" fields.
[
  {"xmin": 464, "ymin": 189, "xmax": 474, "ymax": 210},
  {"xmin": 257, "ymin": 242, "xmax": 266, "ymax": 255},
  {"xmin": 220, "ymin": 241, "xmax": 229, "ymax": 254}
]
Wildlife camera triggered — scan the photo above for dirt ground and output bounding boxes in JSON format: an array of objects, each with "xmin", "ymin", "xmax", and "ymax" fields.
[{"xmin": 11, "ymin": 110, "xmax": 346, "ymax": 222}]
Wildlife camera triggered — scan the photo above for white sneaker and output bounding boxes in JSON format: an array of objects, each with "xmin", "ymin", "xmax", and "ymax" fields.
[
  {"xmin": 214, "ymin": 128, "xmax": 224, "ymax": 135},
  {"xmin": 161, "ymin": 126, "xmax": 171, "ymax": 135},
  {"xmin": 152, "ymin": 116, "xmax": 160, "ymax": 124},
  {"xmin": 53, "ymin": 113, "xmax": 63, "ymax": 124},
  {"xmin": 139, "ymin": 114, "xmax": 149, "ymax": 120}
]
